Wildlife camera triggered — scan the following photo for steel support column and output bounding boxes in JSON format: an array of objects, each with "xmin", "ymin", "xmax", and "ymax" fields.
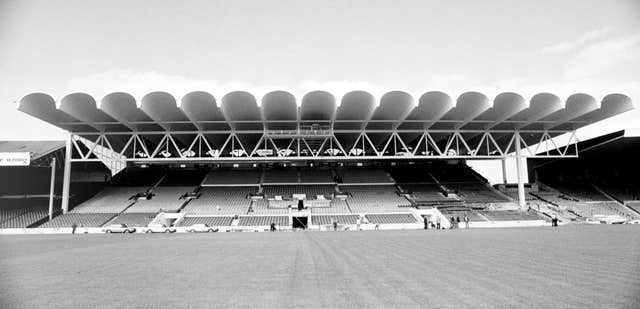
[
  {"xmin": 48, "ymin": 157, "xmax": 56, "ymax": 220},
  {"xmin": 501, "ymin": 158, "xmax": 507, "ymax": 185},
  {"xmin": 61, "ymin": 135, "xmax": 72, "ymax": 214},
  {"xmin": 514, "ymin": 132, "xmax": 526, "ymax": 209}
]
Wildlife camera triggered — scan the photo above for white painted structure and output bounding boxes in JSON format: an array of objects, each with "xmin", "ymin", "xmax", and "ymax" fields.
[{"xmin": 18, "ymin": 91, "xmax": 634, "ymax": 213}]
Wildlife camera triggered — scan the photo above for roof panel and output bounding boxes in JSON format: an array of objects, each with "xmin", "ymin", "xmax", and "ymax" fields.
[
  {"xmin": 522, "ymin": 93, "xmax": 597, "ymax": 131},
  {"xmin": 221, "ymin": 91, "xmax": 262, "ymax": 131},
  {"xmin": 18, "ymin": 91, "xmax": 632, "ymax": 139},
  {"xmin": 180, "ymin": 91, "xmax": 229, "ymax": 131},
  {"xmin": 492, "ymin": 93, "xmax": 562, "ymax": 131},
  {"xmin": 18, "ymin": 93, "xmax": 95, "ymax": 132},
  {"xmin": 301, "ymin": 91, "xmax": 336, "ymax": 123},
  {"xmin": 262, "ymin": 91, "xmax": 297, "ymax": 130},
  {"xmin": 551, "ymin": 93, "xmax": 633, "ymax": 131},
  {"xmin": 101, "ymin": 92, "xmax": 164, "ymax": 132},
  {"xmin": 141, "ymin": 92, "xmax": 197, "ymax": 131},
  {"xmin": 367, "ymin": 91, "xmax": 414, "ymax": 130},
  {"xmin": 462, "ymin": 92, "xmax": 526, "ymax": 130},
  {"xmin": 430, "ymin": 92, "xmax": 490, "ymax": 130},
  {"xmin": 334, "ymin": 91, "xmax": 376, "ymax": 130},
  {"xmin": 60, "ymin": 93, "xmax": 130, "ymax": 132},
  {"xmin": 398, "ymin": 91, "xmax": 453, "ymax": 130}
]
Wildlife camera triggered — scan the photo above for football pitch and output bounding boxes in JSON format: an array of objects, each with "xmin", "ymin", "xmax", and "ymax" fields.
[{"xmin": 1, "ymin": 225, "xmax": 639, "ymax": 309}]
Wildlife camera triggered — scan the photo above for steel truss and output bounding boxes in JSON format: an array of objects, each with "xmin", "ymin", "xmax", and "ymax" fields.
[{"xmin": 68, "ymin": 129, "xmax": 579, "ymax": 162}]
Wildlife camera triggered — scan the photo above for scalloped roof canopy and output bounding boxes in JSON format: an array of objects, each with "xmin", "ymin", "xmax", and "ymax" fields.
[{"xmin": 19, "ymin": 91, "xmax": 632, "ymax": 135}]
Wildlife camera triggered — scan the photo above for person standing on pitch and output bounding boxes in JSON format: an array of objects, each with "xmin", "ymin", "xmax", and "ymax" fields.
[
  {"xmin": 456, "ymin": 216, "xmax": 461, "ymax": 229},
  {"xmin": 436, "ymin": 216, "xmax": 441, "ymax": 229},
  {"xmin": 423, "ymin": 216, "xmax": 429, "ymax": 229},
  {"xmin": 464, "ymin": 214, "xmax": 470, "ymax": 229}
]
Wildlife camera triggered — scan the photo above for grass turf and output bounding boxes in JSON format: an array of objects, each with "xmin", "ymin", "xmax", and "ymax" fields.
[{"xmin": 1, "ymin": 225, "xmax": 639, "ymax": 308}]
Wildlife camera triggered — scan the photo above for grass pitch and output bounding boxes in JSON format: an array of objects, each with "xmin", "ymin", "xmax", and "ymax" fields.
[{"xmin": 1, "ymin": 225, "xmax": 639, "ymax": 309}]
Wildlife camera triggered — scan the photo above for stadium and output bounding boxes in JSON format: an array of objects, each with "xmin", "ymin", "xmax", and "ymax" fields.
[
  {"xmin": 4, "ymin": 90, "xmax": 637, "ymax": 232},
  {"xmin": 1, "ymin": 90, "xmax": 639, "ymax": 307},
  {"xmin": 2, "ymin": 1, "xmax": 640, "ymax": 307}
]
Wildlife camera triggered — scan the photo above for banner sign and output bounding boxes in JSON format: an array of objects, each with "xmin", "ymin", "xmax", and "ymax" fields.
[
  {"xmin": 0, "ymin": 152, "xmax": 31, "ymax": 166},
  {"xmin": 256, "ymin": 149, "xmax": 274, "ymax": 156}
]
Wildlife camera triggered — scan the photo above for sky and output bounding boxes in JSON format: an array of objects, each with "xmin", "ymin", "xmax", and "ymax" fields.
[{"xmin": 1, "ymin": 0, "xmax": 639, "ymax": 181}]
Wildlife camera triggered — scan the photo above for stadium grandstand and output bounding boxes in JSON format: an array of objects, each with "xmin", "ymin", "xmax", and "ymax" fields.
[
  {"xmin": 1, "ymin": 90, "xmax": 635, "ymax": 232},
  {"xmin": 526, "ymin": 129, "xmax": 640, "ymax": 223}
]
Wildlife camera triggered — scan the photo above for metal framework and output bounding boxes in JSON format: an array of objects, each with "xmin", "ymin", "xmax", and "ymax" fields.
[{"xmin": 68, "ymin": 129, "xmax": 579, "ymax": 163}]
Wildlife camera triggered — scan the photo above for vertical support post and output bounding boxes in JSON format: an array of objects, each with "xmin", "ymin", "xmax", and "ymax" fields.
[
  {"xmin": 514, "ymin": 132, "xmax": 526, "ymax": 209},
  {"xmin": 501, "ymin": 158, "xmax": 508, "ymax": 185},
  {"xmin": 61, "ymin": 135, "xmax": 72, "ymax": 214},
  {"xmin": 48, "ymin": 157, "xmax": 56, "ymax": 220}
]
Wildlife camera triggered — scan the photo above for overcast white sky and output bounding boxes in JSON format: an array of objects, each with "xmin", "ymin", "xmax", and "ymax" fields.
[{"xmin": 1, "ymin": 0, "xmax": 639, "ymax": 147}]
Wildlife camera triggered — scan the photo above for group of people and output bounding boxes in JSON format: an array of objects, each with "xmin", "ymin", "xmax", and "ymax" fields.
[{"xmin": 423, "ymin": 214, "xmax": 470, "ymax": 229}]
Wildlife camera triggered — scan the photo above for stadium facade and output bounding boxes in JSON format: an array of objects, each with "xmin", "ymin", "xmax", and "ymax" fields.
[{"xmin": 1, "ymin": 90, "xmax": 634, "ymax": 232}]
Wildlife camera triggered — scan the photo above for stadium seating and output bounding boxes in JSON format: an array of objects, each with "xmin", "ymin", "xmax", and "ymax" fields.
[
  {"xmin": 110, "ymin": 213, "xmax": 157, "ymax": 227},
  {"xmin": 569, "ymin": 202, "xmax": 638, "ymax": 219},
  {"xmin": 178, "ymin": 216, "xmax": 234, "ymax": 227},
  {"xmin": 250, "ymin": 199, "xmax": 289, "ymax": 215},
  {"xmin": 181, "ymin": 187, "xmax": 255, "ymax": 215},
  {"xmin": 389, "ymin": 167, "xmax": 434, "ymax": 183},
  {"xmin": 160, "ymin": 169, "xmax": 208, "ymax": 186},
  {"xmin": 337, "ymin": 168, "xmax": 394, "ymax": 184},
  {"xmin": 606, "ymin": 186, "xmax": 640, "ymax": 202},
  {"xmin": 263, "ymin": 169, "xmax": 299, "ymax": 183},
  {"xmin": 0, "ymin": 199, "xmax": 50, "ymax": 228},
  {"xmin": 430, "ymin": 167, "xmax": 477, "ymax": 183},
  {"xmin": 71, "ymin": 187, "xmax": 145, "ymax": 213},
  {"xmin": 438, "ymin": 210, "xmax": 487, "ymax": 222},
  {"xmin": 1, "ymin": 200, "xmax": 42, "ymax": 222},
  {"xmin": 550, "ymin": 184, "xmax": 609, "ymax": 201},
  {"xmin": 299, "ymin": 169, "xmax": 334, "ymax": 183},
  {"xmin": 533, "ymin": 189, "xmax": 639, "ymax": 219},
  {"xmin": 201, "ymin": 169, "xmax": 261, "ymax": 185},
  {"xmin": 365, "ymin": 213, "xmax": 418, "ymax": 224},
  {"xmin": 262, "ymin": 185, "xmax": 335, "ymax": 199},
  {"xmin": 478, "ymin": 210, "xmax": 543, "ymax": 221},
  {"xmin": 39, "ymin": 213, "xmax": 116, "ymax": 228},
  {"xmin": 625, "ymin": 201, "xmax": 640, "ymax": 214},
  {"xmin": 110, "ymin": 168, "xmax": 164, "ymax": 187},
  {"xmin": 310, "ymin": 200, "xmax": 351, "ymax": 214},
  {"xmin": 125, "ymin": 186, "xmax": 192, "ymax": 213},
  {"xmin": 343, "ymin": 185, "xmax": 411, "ymax": 213},
  {"xmin": 501, "ymin": 190, "xmax": 538, "ymax": 201},
  {"xmin": 400, "ymin": 184, "xmax": 449, "ymax": 202},
  {"xmin": 237, "ymin": 215, "xmax": 288, "ymax": 226},
  {"xmin": 1, "ymin": 210, "xmax": 49, "ymax": 228},
  {"xmin": 311, "ymin": 214, "xmax": 359, "ymax": 225},
  {"xmin": 445, "ymin": 183, "xmax": 509, "ymax": 203},
  {"xmin": 304, "ymin": 199, "xmax": 331, "ymax": 208}
]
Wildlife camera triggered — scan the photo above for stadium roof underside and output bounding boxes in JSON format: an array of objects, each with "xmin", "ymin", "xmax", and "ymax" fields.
[
  {"xmin": 530, "ymin": 129, "xmax": 640, "ymax": 168},
  {"xmin": 19, "ymin": 91, "xmax": 633, "ymax": 162}
]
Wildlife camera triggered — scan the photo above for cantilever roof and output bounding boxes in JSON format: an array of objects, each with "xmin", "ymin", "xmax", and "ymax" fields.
[
  {"xmin": 19, "ymin": 91, "xmax": 633, "ymax": 134},
  {"xmin": 18, "ymin": 91, "xmax": 633, "ymax": 158}
]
